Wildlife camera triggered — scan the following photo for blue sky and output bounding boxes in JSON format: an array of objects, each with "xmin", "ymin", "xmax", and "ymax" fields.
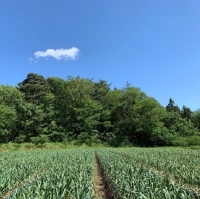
[{"xmin": 0, "ymin": 0, "xmax": 200, "ymax": 110}]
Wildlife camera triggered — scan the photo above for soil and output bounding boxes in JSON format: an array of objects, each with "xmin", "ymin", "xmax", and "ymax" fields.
[{"xmin": 94, "ymin": 152, "xmax": 115, "ymax": 199}]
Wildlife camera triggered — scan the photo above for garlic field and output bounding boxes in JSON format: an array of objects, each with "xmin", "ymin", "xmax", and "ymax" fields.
[{"xmin": 0, "ymin": 148, "xmax": 199, "ymax": 199}]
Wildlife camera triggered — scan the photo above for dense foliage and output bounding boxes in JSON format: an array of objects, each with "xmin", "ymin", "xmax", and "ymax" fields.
[{"xmin": 0, "ymin": 72, "xmax": 199, "ymax": 146}]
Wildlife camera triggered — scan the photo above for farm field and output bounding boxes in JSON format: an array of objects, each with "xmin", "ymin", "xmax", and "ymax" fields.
[{"xmin": 0, "ymin": 148, "xmax": 199, "ymax": 199}]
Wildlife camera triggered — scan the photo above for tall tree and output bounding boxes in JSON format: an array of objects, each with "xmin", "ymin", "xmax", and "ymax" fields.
[
  {"xmin": 133, "ymin": 97, "xmax": 171, "ymax": 146},
  {"xmin": 18, "ymin": 73, "xmax": 49, "ymax": 105},
  {"xmin": 191, "ymin": 109, "xmax": 200, "ymax": 130},
  {"xmin": 0, "ymin": 85, "xmax": 25, "ymax": 142},
  {"xmin": 48, "ymin": 76, "xmax": 99, "ymax": 137},
  {"xmin": 181, "ymin": 106, "xmax": 192, "ymax": 121},
  {"xmin": 166, "ymin": 98, "xmax": 181, "ymax": 113},
  {"xmin": 17, "ymin": 73, "xmax": 55, "ymax": 141},
  {"xmin": 105, "ymin": 86, "xmax": 147, "ymax": 145},
  {"xmin": 163, "ymin": 111, "xmax": 197, "ymax": 137},
  {"xmin": 92, "ymin": 79, "xmax": 111, "ymax": 104},
  {"xmin": 0, "ymin": 104, "xmax": 17, "ymax": 142}
]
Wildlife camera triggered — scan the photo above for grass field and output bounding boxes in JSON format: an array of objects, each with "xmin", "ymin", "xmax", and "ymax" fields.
[{"xmin": 0, "ymin": 147, "xmax": 199, "ymax": 198}]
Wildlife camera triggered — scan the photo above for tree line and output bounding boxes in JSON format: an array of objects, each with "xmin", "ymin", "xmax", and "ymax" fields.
[{"xmin": 0, "ymin": 73, "xmax": 200, "ymax": 146}]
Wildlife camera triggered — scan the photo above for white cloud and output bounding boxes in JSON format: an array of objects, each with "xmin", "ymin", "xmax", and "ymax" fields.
[{"xmin": 34, "ymin": 47, "xmax": 79, "ymax": 60}]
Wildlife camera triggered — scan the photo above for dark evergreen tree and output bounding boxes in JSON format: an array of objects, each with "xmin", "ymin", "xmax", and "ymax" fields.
[
  {"xmin": 181, "ymin": 106, "xmax": 192, "ymax": 121},
  {"xmin": 18, "ymin": 73, "xmax": 49, "ymax": 105},
  {"xmin": 191, "ymin": 109, "xmax": 200, "ymax": 130},
  {"xmin": 92, "ymin": 80, "xmax": 111, "ymax": 103},
  {"xmin": 166, "ymin": 98, "xmax": 181, "ymax": 113}
]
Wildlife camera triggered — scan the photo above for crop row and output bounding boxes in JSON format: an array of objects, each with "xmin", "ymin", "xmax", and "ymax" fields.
[
  {"xmin": 0, "ymin": 149, "xmax": 94, "ymax": 199},
  {"xmin": 96, "ymin": 149, "xmax": 199, "ymax": 199},
  {"xmin": 1, "ymin": 148, "xmax": 199, "ymax": 198},
  {"xmin": 108, "ymin": 148, "xmax": 200, "ymax": 188}
]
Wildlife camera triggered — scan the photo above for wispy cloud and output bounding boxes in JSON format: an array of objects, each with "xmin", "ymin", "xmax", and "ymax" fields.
[
  {"xmin": 34, "ymin": 47, "xmax": 80, "ymax": 60},
  {"xmin": 28, "ymin": 57, "xmax": 38, "ymax": 64}
]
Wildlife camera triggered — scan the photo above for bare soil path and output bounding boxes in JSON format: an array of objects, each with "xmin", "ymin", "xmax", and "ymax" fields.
[{"xmin": 93, "ymin": 152, "xmax": 115, "ymax": 199}]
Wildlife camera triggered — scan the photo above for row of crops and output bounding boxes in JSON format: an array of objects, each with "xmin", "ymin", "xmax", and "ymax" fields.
[
  {"xmin": 109, "ymin": 148, "xmax": 200, "ymax": 187},
  {"xmin": 0, "ymin": 149, "xmax": 94, "ymax": 198},
  {"xmin": 0, "ymin": 148, "xmax": 199, "ymax": 198},
  {"xmin": 96, "ymin": 148, "xmax": 200, "ymax": 199}
]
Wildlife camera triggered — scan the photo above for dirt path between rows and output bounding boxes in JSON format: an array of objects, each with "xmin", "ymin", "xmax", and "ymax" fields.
[{"xmin": 93, "ymin": 152, "xmax": 115, "ymax": 199}]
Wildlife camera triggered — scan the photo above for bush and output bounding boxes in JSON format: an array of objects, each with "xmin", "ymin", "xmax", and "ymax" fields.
[
  {"xmin": 189, "ymin": 145, "xmax": 200, "ymax": 150},
  {"xmin": 30, "ymin": 135, "xmax": 49, "ymax": 146},
  {"xmin": 172, "ymin": 136, "xmax": 200, "ymax": 147},
  {"xmin": 187, "ymin": 136, "xmax": 200, "ymax": 146},
  {"xmin": 14, "ymin": 135, "xmax": 26, "ymax": 143},
  {"xmin": 172, "ymin": 137, "xmax": 189, "ymax": 147}
]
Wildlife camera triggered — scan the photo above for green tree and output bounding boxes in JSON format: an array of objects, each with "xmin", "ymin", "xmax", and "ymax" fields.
[
  {"xmin": 165, "ymin": 99, "xmax": 197, "ymax": 140},
  {"xmin": 163, "ymin": 111, "xmax": 198, "ymax": 137},
  {"xmin": 47, "ymin": 77, "xmax": 67, "ymax": 135},
  {"xmin": 0, "ymin": 85, "xmax": 25, "ymax": 142},
  {"xmin": 48, "ymin": 76, "xmax": 101, "ymax": 139},
  {"xmin": 16, "ymin": 73, "xmax": 56, "ymax": 141},
  {"xmin": 105, "ymin": 86, "xmax": 147, "ymax": 145},
  {"xmin": 0, "ymin": 104, "xmax": 17, "ymax": 142},
  {"xmin": 92, "ymin": 79, "xmax": 111, "ymax": 104},
  {"xmin": 191, "ymin": 109, "xmax": 200, "ymax": 130},
  {"xmin": 166, "ymin": 98, "xmax": 181, "ymax": 113},
  {"xmin": 18, "ymin": 73, "xmax": 49, "ymax": 105},
  {"xmin": 181, "ymin": 106, "xmax": 192, "ymax": 121},
  {"xmin": 133, "ymin": 98, "xmax": 171, "ymax": 146},
  {"xmin": 0, "ymin": 85, "xmax": 24, "ymax": 106}
]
